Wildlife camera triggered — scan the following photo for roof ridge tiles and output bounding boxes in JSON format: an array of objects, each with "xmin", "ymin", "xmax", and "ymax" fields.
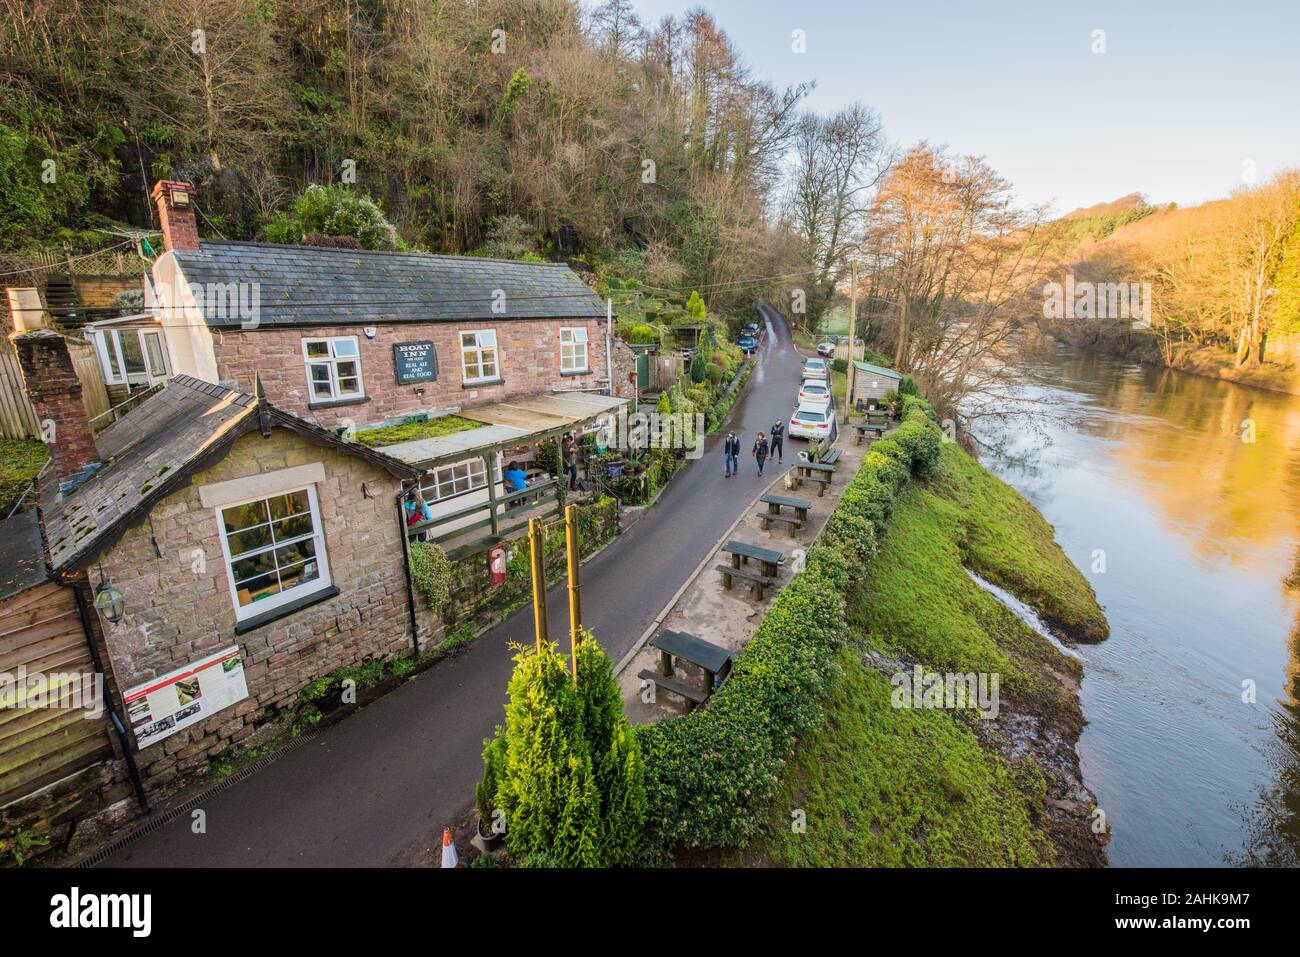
[{"xmin": 194, "ymin": 239, "xmax": 572, "ymax": 268}]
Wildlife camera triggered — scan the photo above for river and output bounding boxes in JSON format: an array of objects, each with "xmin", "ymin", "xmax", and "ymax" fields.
[{"xmin": 975, "ymin": 342, "xmax": 1300, "ymax": 867}]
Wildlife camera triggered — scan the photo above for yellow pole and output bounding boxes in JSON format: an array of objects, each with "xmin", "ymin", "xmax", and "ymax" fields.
[
  {"xmin": 565, "ymin": 505, "xmax": 582, "ymax": 687},
  {"xmin": 528, "ymin": 517, "xmax": 548, "ymax": 651}
]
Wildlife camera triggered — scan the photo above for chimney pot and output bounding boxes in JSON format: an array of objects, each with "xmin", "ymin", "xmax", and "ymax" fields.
[
  {"xmin": 151, "ymin": 179, "xmax": 201, "ymax": 253},
  {"xmin": 11, "ymin": 329, "xmax": 101, "ymax": 490}
]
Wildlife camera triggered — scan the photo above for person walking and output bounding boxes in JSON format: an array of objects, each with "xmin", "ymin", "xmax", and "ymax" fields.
[
  {"xmin": 770, "ymin": 418, "xmax": 785, "ymax": 463},
  {"xmin": 723, "ymin": 430, "xmax": 740, "ymax": 478},
  {"xmin": 752, "ymin": 431, "xmax": 770, "ymax": 476}
]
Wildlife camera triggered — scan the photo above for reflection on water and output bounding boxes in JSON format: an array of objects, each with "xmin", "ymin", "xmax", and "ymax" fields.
[{"xmin": 974, "ymin": 343, "xmax": 1300, "ymax": 867}]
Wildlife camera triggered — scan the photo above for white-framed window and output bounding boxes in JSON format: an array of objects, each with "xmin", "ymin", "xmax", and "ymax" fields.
[
  {"xmin": 92, "ymin": 328, "xmax": 170, "ymax": 385},
  {"xmin": 459, "ymin": 330, "xmax": 499, "ymax": 383},
  {"xmin": 560, "ymin": 327, "xmax": 589, "ymax": 373},
  {"xmin": 303, "ymin": 336, "xmax": 364, "ymax": 402},
  {"xmin": 216, "ymin": 486, "xmax": 332, "ymax": 620},
  {"xmin": 421, "ymin": 457, "xmax": 503, "ymax": 502}
]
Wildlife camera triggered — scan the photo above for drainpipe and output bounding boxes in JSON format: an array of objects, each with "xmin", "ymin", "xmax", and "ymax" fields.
[
  {"xmin": 71, "ymin": 582, "xmax": 150, "ymax": 813},
  {"xmin": 605, "ymin": 297, "xmax": 614, "ymax": 396},
  {"xmin": 397, "ymin": 484, "xmax": 422, "ymax": 655}
]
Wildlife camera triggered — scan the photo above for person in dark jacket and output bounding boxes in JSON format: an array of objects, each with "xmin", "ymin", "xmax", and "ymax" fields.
[
  {"xmin": 562, "ymin": 432, "xmax": 579, "ymax": 490},
  {"xmin": 770, "ymin": 418, "xmax": 785, "ymax": 463},
  {"xmin": 753, "ymin": 432, "xmax": 770, "ymax": 476},
  {"xmin": 723, "ymin": 430, "xmax": 741, "ymax": 477}
]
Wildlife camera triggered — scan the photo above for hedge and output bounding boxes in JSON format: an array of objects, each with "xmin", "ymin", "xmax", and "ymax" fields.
[{"xmin": 636, "ymin": 405, "xmax": 944, "ymax": 849}]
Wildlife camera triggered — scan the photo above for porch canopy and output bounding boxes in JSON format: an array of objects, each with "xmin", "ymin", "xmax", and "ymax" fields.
[{"xmin": 382, "ymin": 391, "xmax": 629, "ymax": 469}]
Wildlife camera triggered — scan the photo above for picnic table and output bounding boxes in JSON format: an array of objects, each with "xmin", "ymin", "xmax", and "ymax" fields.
[
  {"xmin": 757, "ymin": 493, "xmax": 812, "ymax": 537},
  {"xmin": 721, "ymin": 539, "xmax": 785, "ymax": 577},
  {"xmin": 639, "ymin": 629, "xmax": 734, "ymax": 710},
  {"xmin": 760, "ymin": 493, "xmax": 812, "ymax": 522},
  {"xmin": 852, "ymin": 421, "xmax": 885, "ymax": 445},
  {"xmin": 789, "ymin": 461, "xmax": 835, "ymax": 496}
]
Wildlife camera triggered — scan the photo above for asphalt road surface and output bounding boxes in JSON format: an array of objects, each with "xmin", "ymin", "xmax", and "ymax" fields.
[{"xmin": 107, "ymin": 302, "xmax": 807, "ymax": 867}]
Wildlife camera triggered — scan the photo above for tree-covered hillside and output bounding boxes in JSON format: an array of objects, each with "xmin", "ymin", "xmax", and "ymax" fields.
[{"xmin": 0, "ymin": 0, "xmax": 812, "ymax": 312}]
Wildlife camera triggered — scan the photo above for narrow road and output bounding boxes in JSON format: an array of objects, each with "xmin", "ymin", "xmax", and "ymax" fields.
[{"xmin": 107, "ymin": 303, "xmax": 805, "ymax": 867}]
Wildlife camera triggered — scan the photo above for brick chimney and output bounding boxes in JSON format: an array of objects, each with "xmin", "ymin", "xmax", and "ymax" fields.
[
  {"xmin": 150, "ymin": 179, "xmax": 200, "ymax": 252},
  {"xmin": 12, "ymin": 330, "xmax": 101, "ymax": 490}
]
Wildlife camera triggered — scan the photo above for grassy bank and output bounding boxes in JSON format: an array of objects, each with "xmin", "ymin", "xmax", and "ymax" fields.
[
  {"xmin": 739, "ymin": 441, "xmax": 1108, "ymax": 867},
  {"xmin": 636, "ymin": 397, "xmax": 1108, "ymax": 867}
]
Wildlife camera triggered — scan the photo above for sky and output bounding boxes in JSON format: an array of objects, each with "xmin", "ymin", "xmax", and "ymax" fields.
[{"xmin": 628, "ymin": 0, "xmax": 1300, "ymax": 215}]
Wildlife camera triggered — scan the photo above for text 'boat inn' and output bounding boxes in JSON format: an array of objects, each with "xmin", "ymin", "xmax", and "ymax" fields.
[{"xmin": 0, "ymin": 179, "xmax": 631, "ymax": 849}]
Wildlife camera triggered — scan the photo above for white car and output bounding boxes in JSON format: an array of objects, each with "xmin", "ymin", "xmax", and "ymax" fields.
[
  {"xmin": 797, "ymin": 379, "xmax": 831, "ymax": 407},
  {"xmin": 816, "ymin": 341, "xmax": 837, "ymax": 358},
  {"xmin": 789, "ymin": 402, "xmax": 837, "ymax": 440},
  {"xmin": 800, "ymin": 357, "xmax": 828, "ymax": 381}
]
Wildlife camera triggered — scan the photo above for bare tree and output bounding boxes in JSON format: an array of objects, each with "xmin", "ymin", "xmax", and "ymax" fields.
[
  {"xmin": 785, "ymin": 102, "xmax": 888, "ymax": 328},
  {"xmin": 865, "ymin": 144, "xmax": 1052, "ymax": 410}
]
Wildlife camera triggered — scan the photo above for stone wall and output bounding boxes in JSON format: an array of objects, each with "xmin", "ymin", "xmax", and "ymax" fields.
[
  {"xmin": 610, "ymin": 337, "xmax": 638, "ymax": 398},
  {"xmin": 442, "ymin": 497, "xmax": 619, "ymax": 628},
  {"xmin": 93, "ymin": 427, "xmax": 414, "ymax": 796},
  {"xmin": 211, "ymin": 317, "xmax": 611, "ymax": 430}
]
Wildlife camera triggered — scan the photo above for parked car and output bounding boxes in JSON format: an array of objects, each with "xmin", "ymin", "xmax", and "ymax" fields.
[
  {"xmin": 741, "ymin": 323, "xmax": 760, "ymax": 337},
  {"xmin": 738, "ymin": 334, "xmax": 757, "ymax": 353},
  {"xmin": 797, "ymin": 379, "xmax": 832, "ymax": 407},
  {"xmin": 789, "ymin": 402, "xmax": 837, "ymax": 439},
  {"xmin": 816, "ymin": 340, "xmax": 837, "ymax": 358},
  {"xmin": 800, "ymin": 356, "xmax": 828, "ymax": 381}
]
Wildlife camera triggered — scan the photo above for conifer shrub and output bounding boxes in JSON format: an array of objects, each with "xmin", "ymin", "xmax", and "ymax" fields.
[{"xmin": 481, "ymin": 633, "xmax": 645, "ymax": 866}]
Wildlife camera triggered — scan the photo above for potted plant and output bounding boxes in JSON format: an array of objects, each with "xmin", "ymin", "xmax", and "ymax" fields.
[{"xmin": 472, "ymin": 734, "xmax": 505, "ymax": 852}]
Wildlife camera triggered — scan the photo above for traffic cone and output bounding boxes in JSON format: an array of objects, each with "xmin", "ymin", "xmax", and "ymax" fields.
[{"xmin": 439, "ymin": 826, "xmax": 460, "ymax": 868}]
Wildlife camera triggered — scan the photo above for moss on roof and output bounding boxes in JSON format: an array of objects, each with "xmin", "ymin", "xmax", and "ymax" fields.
[{"xmin": 354, "ymin": 415, "xmax": 485, "ymax": 449}]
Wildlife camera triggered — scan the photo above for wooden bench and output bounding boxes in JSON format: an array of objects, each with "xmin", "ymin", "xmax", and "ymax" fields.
[
  {"xmin": 761, "ymin": 493, "xmax": 812, "ymax": 522},
  {"xmin": 820, "ymin": 447, "xmax": 842, "ymax": 467},
  {"xmin": 756, "ymin": 511, "xmax": 804, "ymax": 537},
  {"xmin": 638, "ymin": 669, "xmax": 708, "ymax": 709},
  {"xmin": 715, "ymin": 562, "xmax": 777, "ymax": 600}
]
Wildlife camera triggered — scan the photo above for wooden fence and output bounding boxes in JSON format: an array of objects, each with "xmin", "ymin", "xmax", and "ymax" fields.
[
  {"xmin": 0, "ymin": 339, "xmax": 110, "ymax": 441},
  {"xmin": 0, "ymin": 582, "xmax": 113, "ymax": 808}
]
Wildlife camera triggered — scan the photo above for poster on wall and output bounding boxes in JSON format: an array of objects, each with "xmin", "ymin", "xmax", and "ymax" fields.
[{"xmin": 124, "ymin": 646, "xmax": 249, "ymax": 748}]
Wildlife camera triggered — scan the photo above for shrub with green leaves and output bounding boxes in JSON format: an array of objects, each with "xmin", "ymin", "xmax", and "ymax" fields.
[
  {"xmin": 900, "ymin": 393, "xmax": 938, "ymax": 422},
  {"xmin": 482, "ymin": 634, "xmax": 645, "ymax": 866},
  {"xmin": 408, "ymin": 541, "xmax": 451, "ymax": 614},
  {"xmin": 892, "ymin": 416, "xmax": 942, "ymax": 477},
  {"xmin": 690, "ymin": 351, "xmax": 708, "ymax": 383},
  {"xmin": 262, "ymin": 183, "xmax": 399, "ymax": 249},
  {"xmin": 686, "ymin": 290, "xmax": 707, "ymax": 320}
]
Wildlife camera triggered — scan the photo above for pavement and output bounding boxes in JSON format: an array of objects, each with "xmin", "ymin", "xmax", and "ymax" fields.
[
  {"xmin": 620, "ymin": 413, "xmax": 869, "ymax": 726},
  {"xmin": 105, "ymin": 302, "xmax": 807, "ymax": 867}
]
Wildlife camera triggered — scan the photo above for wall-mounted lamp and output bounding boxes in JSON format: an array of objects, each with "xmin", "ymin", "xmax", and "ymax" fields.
[
  {"xmin": 169, "ymin": 187, "xmax": 191, "ymax": 208},
  {"xmin": 93, "ymin": 567, "xmax": 126, "ymax": 624}
]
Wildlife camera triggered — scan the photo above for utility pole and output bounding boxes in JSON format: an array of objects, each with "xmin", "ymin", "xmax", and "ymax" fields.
[
  {"xmin": 564, "ymin": 505, "xmax": 582, "ymax": 687},
  {"xmin": 846, "ymin": 259, "xmax": 858, "ymax": 421},
  {"xmin": 528, "ymin": 517, "xmax": 548, "ymax": 651}
]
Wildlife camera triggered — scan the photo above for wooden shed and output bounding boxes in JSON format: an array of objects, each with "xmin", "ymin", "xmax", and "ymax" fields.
[{"xmin": 852, "ymin": 360, "xmax": 904, "ymax": 407}]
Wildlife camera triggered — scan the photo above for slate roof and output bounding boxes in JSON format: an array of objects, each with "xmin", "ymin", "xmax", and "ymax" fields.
[
  {"xmin": 0, "ymin": 511, "xmax": 49, "ymax": 600},
  {"xmin": 40, "ymin": 375, "xmax": 420, "ymax": 573},
  {"xmin": 171, "ymin": 240, "xmax": 606, "ymax": 328}
]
